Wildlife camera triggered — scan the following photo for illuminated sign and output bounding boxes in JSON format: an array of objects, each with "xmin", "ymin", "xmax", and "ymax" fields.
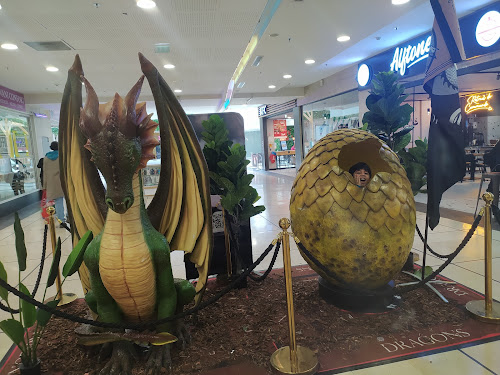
[
  {"xmin": 476, "ymin": 10, "xmax": 500, "ymax": 48},
  {"xmin": 465, "ymin": 92, "xmax": 494, "ymax": 114},
  {"xmin": 258, "ymin": 105, "xmax": 268, "ymax": 117},
  {"xmin": 357, "ymin": 64, "xmax": 371, "ymax": 86},
  {"xmin": 390, "ymin": 36, "xmax": 432, "ymax": 76}
]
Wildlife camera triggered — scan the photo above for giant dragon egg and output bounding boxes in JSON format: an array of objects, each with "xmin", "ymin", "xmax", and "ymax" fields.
[{"xmin": 290, "ymin": 129, "xmax": 416, "ymax": 290}]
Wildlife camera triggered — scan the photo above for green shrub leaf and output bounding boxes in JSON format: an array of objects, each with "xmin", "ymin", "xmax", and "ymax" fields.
[
  {"xmin": 14, "ymin": 212, "xmax": 27, "ymax": 272},
  {"xmin": 0, "ymin": 262, "xmax": 8, "ymax": 301},
  {"xmin": 36, "ymin": 299, "xmax": 59, "ymax": 327},
  {"xmin": 63, "ymin": 231, "xmax": 93, "ymax": 277},
  {"xmin": 47, "ymin": 238, "xmax": 62, "ymax": 287},
  {"xmin": 0, "ymin": 319, "xmax": 25, "ymax": 345},
  {"xmin": 19, "ymin": 283, "xmax": 36, "ymax": 328}
]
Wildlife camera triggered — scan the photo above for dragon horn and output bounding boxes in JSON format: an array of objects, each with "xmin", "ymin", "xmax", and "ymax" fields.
[
  {"xmin": 80, "ymin": 76, "xmax": 102, "ymax": 138},
  {"xmin": 125, "ymin": 75, "xmax": 145, "ymax": 130}
]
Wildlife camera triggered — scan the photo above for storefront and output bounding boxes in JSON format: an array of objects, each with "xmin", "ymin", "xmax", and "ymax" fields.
[
  {"xmin": 0, "ymin": 85, "xmax": 39, "ymax": 214},
  {"xmin": 258, "ymin": 100, "xmax": 300, "ymax": 171},
  {"xmin": 357, "ymin": 1, "xmax": 500, "ymax": 147},
  {"xmin": 301, "ymin": 90, "xmax": 359, "ymax": 156}
]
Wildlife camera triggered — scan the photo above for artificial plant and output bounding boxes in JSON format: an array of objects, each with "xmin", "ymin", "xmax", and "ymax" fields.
[
  {"xmin": 398, "ymin": 138, "xmax": 428, "ymax": 195},
  {"xmin": 201, "ymin": 114, "xmax": 265, "ymax": 273},
  {"xmin": 0, "ymin": 213, "xmax": 92, "ymax": 372},
  {"xmin": 362, "ymin": 71, "xmax": 414, "ymax": 152}
]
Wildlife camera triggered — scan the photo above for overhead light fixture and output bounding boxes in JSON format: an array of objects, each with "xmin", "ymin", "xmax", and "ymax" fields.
[
  {"xmin": 163, "ymin": 64, "xmax": 175, "ymax": 69},
  {"xmin": 1, "ymin": 43, "xmax": 18, "ymax": 50},
  {"xmin": 174, "ymin": 89, "xmax": 182, "ymax": 93},
  {"xmin": 392, "ymin": 0, "xmax": 410, "ymax": 4},
  {"xmin": 337, "ymin": 35, "xmax": 350, "ymax": 42},
  {"xmin": 305, "ymin": 59, "xmax": 315, "ymax": 64},
  {"xmin": 269, "ymin": 85, "xmax": 276, "ymax": 89},
  {"xmin": 0, "ymin": 5, "xmax": 2, "ymax": 9},
  {"xmin": 136, "ymin": 0, "xmax": 156, "ymax": 9},
  {"xmin": 283, "ymin": 74, "xmax": 292, "ymax": 79},
  {"xmin": 46, "ymin": 66, "xmax": 59, "ymax": 72}
]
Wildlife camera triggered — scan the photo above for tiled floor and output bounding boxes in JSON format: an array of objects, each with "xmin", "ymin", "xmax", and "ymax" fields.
[{"xmin": 0, "ymin": 168, "xmax": 499, "ymax": 374}]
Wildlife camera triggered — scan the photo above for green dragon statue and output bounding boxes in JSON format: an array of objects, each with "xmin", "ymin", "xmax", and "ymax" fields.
[{"xmin": 58, "ymin": 54, "xmax": 212, "ymax": 374}]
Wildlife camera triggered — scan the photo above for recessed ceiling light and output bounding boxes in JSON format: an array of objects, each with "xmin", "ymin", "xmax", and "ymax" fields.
[
  {"xmin": 1, "ymin": 43, "xmax": 18, "ymax": 50},
  {"xmin": 392, "ymin": 0, "xmax": 410, "ymax": 4},
  {"xmin": 283, "ymin": 74, "xmax": 292, "ymax": 79},
  {"xmin": 0, "ymin": 4, "xmax": 2, "ymax": 9},
  {"xmin": 305, "ymin": 59, "xmax": 315, "ymax": 64},
  {"xmin": 269, "ymin": 85, "xmax": 276, "ymax": 89},
  {"xmin": 337, "ymin": 35, "xmax": 351, "ymax": 42},
  {"xmin": 174, "ymin": 89, "xmax": 182, "ymax": 93},
  {"xmin": 46, "ymin": 66, "xmax": 59, "ymax": 72},
  {"xmin": 163, "ymin": 64, "xmax": 175, "ymax": 69},
  {"xmin": 136, "ymin": 0, "xmax": 156, "ymax": 9}
]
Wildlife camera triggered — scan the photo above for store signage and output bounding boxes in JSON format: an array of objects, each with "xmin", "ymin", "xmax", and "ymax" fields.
[
  {"xmin": 273, "ymin": 119, "xmax": 287, "ymax": 137},
  {"xmin": 464, "ymin": 92, "xmax": 494, "ymax": 114},
  {"xmin": 475, "ymin": 10, "xmax": 500, "ymax": 48},
  {"xmin": 0, "ymin": 85, "xmax": 25, "ymax": 112},
  {"xmin": 258, "ymin": 105, "xmax": 268, "ymax": 117},
  {"xmin": 390, "ymin": 35, "xmax": 432, "ymax": 76},
  {"xmin": 357, "ymin": 64, "xmax": 371, "ymax": 86}
]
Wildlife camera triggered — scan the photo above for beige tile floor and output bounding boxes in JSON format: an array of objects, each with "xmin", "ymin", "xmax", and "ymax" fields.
[{"xmin": 1, "ymin": 168, "xmax": 499, "ymax": 374}]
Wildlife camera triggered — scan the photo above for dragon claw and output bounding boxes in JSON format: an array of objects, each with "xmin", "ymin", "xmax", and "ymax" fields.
[
  {"xmin": 98, "ymin": 341, "xmax": 136, "ymax": 375},
  {"xmin": 145, "ymin": 344, "xmax": 172, "ymax": 375}
]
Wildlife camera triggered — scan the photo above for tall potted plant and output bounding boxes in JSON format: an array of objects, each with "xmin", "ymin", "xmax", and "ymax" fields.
[
  {"xmin": 362, "ymin": 71, "xmax": 414, "ymax": 152},
  {"xmin": 201, "ymin": 115, "xmax": 265, "ymax": 276},
  {"xmin": 0, "ymin": 213, "xmax": 92, "ymax": 375}
]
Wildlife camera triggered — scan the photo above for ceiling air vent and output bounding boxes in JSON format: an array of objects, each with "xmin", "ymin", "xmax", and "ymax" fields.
[
  {"xmin": 154, "ymin": 43, "xmax": 170, "ymax": 53},
  {"xmin": 24, "ymin": 41, "xmax": 72, "ymax": 51},
  {"xmin": 252, "ymin": 55, "xmax": 263, "ymax": 67}
]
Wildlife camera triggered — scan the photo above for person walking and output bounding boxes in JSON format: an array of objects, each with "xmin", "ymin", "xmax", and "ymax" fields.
[{"xmin": 43, "ymin": 141, "xmax": 66, "ymax": 225}]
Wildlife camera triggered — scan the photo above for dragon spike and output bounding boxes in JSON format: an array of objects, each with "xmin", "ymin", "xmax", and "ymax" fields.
[
  {"xmin": 69, "ymin": 54, "xmax": 84, "ymax": 77},
  {"xmin": 136, "ymin": 103, "xmax": 148, "ymax": 124},
  {"xmin": 102, "ymin": 93, "xmax": 121, "ymax": 130},
  {"xmin": 125, "ymin": 75, "xmax": 145, "ymax": 112},
  {"xmin": 80, "ymin": 76, "xmax": 102, "ymax": 138}
]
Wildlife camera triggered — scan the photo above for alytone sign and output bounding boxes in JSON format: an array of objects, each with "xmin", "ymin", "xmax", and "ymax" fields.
[
  {"xmin": 390, "ymin": 35, "xmax": 432, "ymax": 76},
  {"xmin": 358, "ymin": 1, "xmax": 500, "ymax": 88},
  {"xmin": 0, "ymin": 85, "xmax": 25, "ymax": 112}
]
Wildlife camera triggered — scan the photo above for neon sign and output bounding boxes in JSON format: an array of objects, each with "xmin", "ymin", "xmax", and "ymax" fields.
[
  {"xmin": 465, "ymin": 92, "xmax": 494, "ymax": 114},
  {"xmin": 390, "ymin": 36, "xmax": 432, "ymax": 76}
]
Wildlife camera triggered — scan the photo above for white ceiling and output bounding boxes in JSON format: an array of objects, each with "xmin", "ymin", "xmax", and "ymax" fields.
[{"xmin": 0, "ymin": 0, "xmax": 497, "ymax": 114}]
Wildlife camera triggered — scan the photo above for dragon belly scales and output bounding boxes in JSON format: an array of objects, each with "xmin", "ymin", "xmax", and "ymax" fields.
[{"xmin": 99, "ymin": 173, "xmax": 156, "ymax": 322}]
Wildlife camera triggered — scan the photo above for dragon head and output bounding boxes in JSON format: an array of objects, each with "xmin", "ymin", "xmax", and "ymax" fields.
[{"xmin": 79, "ymin": 75, "xmax": 159, "ymax": 214}]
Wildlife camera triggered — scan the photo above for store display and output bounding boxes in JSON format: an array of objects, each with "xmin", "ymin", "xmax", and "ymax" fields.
[
  {"xmin": 290, "ymin": 129, "xmax": 416, "ymax": 290},
  {"xmin": 58, "ymin": 54, "xmax": 212, "ymax": 373}
]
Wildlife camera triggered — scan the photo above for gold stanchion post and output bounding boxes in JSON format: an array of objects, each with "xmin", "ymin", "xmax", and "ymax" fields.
[
  {"xmin": 46, "ymin": 207, "xmax": 77, "ymax": 306},
  {"xmin": 270, "ymin": 218, "xmax": 319, "ymax": 375},
  {"xmin": 466, "ymin": 193, "xmax": 500, "ymax": 323}
]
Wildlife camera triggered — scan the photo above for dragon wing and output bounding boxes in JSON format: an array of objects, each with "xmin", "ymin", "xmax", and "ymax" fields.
[
  {"xmin": 140, "ymin": 54, "xmax": 213, "ymax": 303},
  {"xmin": 59, "ymin": 55, "xmax": 107, "ymax": 293}
]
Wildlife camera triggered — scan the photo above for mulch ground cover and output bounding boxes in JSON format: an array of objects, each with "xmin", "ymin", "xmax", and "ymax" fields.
[{"xmin": 1, "ymin": 266, "xmax": 499, "ymax": 375}]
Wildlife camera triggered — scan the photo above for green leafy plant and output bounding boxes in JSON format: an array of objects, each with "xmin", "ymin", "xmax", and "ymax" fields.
[
  {"xmin": 201, "ymin": 115, "xmax": 265, "ymax": 275},
  {"xmin": 362, "ymin": 71, "xmax": 414, "ymax": 152},
  {"xmin": 0, "ymin": 213, "xmax": 92, "ymax": 371},
  {"xmin": 398, "ymin": 139, "xmax": 428, "ymax": 195},
  {"xmin": 201, "ymin": 114, "xmax": 265, "ymax": 221}
]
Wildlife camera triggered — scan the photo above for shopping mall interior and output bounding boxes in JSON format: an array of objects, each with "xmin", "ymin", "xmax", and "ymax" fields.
[{"xmin": 1, "ymin": 0, "xmax": 500, "ymax": 374}]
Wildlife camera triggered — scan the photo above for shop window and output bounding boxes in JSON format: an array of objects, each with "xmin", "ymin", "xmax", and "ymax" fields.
[{"xmin": 0, "ymin": 112, "xmax": 36, "ymax": 202}]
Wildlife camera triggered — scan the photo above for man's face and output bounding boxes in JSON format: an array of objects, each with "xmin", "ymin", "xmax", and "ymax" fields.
[{"xmin": 353, "ymin": 168, "xmax": 370, "ymax": 187}]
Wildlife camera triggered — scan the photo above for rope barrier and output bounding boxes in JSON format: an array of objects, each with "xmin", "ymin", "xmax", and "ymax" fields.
[
  {"xmin": 0, "ymin": 224, "xmax": 48, "ymax": 314},
  {"xmin": 295, "ymin": 212, "xmax": 483, "ymax": 297},
  {"xmin": 248, "ymin": 240, "xmax": 282, "ymax": 282},
  {"xmin": 415, "ymin": 224, "xmax": 454, "ymax": 259},
  {"xmin": 0, "ymin": 237, "xmax": 281, "ymax": 331}
]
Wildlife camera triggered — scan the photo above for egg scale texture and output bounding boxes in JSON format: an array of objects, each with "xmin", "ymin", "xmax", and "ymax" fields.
[{"xmin": 290, "ymin": 129, "xmax": 416, "ymax": 290}]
